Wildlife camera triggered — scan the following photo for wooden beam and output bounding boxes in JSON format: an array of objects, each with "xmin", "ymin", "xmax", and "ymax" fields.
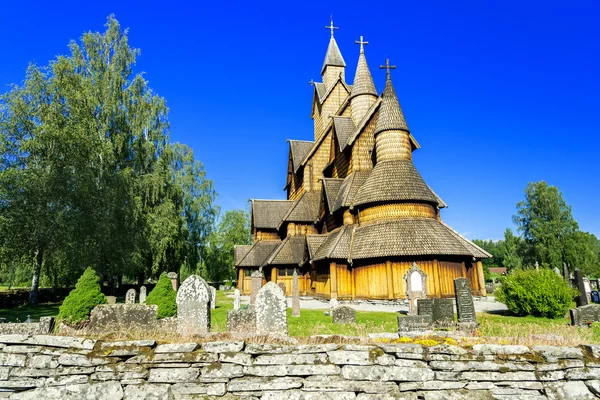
[
  {"xmin": 386, "ymin": 261, "xmax": 394, "ymax": 299},
  {"xmin": 351, "ymin": 266, "xmax": 356, "ymax": 300},
  {"xmin": 271, "ymin": 267, "xmax": 278, "ymax": 283},
  {"xmin": 435, "ymin": 259, "xmax": 442, "ymax": 297},
  {"xmin": 476, "ymin": 261, "xmax": 487, "ymax": 296},
  {"xmin": 330, "ymin": 261, "xmax": 338, "ymax": 299},
  {"xmin": 238, "ymin": 268, "xmax": 244, "ymax": 291}
]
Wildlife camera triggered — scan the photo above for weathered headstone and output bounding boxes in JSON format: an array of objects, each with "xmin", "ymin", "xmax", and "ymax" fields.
[
  {"xmin": 227, "ymin": 308, "xmax": 256, "ymax": 333},
  {"xmin": 106, "ymin": 296, "xmax": 117, "ymax": 305},
  {"xmin": 176, "ymin": 275, "xmax": 211, "ymax": 336},
  {"xmin": 398, "ymin": 315, "xmax": 433, "ymax": 332},
  {"xmin": 292, "ymin": 269, "xmax": 300, "ymax": 318},
  {"xmin": 139, "ymin": 286, "xmax": 147, "ymax": 304},
  {"xmin": 210, "ymin": 286, "xmax": 217, "ymax": 310},
  {"xmin": 233, "ymin": 289, "xmax": 241, "ymax": 310},
  {"xmin": 250, "ymin": 270, "xmax": 262, "ymax": 305},
  {"xmin": 277, "ymin": 282, "xmax": 286, "ymax": 293},
  {"xmin": 329, "ymin": 298, "xmax": 339, "ymax": 314},
  {"xmin": 332, "ymin": 305, "xmax": 356, "ymax": 324},
  {"xmin": 403, "ymin": 263, "xmax": 427, "ymax": 315},
  {"xmin": 454, "ymin": 278, "xmax": 477, "ymax": 327},
  {"xmin": 126, "ymin": 289, "xmax": 136, "ymax": 304},
  {"xmin": 167, "ymin": 272, "xmax": 179, "ymax": 292},
  {"xmin": 584, "ymin": 279, "xmax": 592, "ymax": 303},
  {"xmin": 570, "ymin": 304, "xmax": 600, "ymax": 326},
  {"xmin": 535, "ymin": 261, "xmax": 539, "ymax": 271},
  {"xmin": 432, "ymin": 298, "xmax": 455, "ymax": 327},
  {"xmin": 553, "ymin": 267, "xmax": 561, "ymax": 277},
  {"xmin": 255, "ymin": 281, "xmax": 287, "ymax": 336},
  {"xmin": 575, "ymin": 268, "xmax": 589, "ymax": 307},
  {"xmin": 417, "ymin": 298, "xmax": 433, "ymax": 317},
  {"xmin": 88, "ymin": 304, "xmax": 159, "ymax": 332}
]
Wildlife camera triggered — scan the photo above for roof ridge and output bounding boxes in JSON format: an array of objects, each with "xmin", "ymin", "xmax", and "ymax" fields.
[
  {"xmin": 262, "ymin": 236, "xmax": 289, "ymax": 266},
  {"xmin": 439, "ymin": 221, "xmax": 493, "ymax": 258},
  {"xmin": 325, "ymin": 225, "xmax": 348, "ymax": 259}
]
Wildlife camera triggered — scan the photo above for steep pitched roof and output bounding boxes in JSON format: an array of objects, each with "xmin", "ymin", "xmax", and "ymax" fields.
[
  {"xmin": 374, "ymin": 70, "xmax": 409, "ymax": 135},
  {"xmin": 352, "ymin": 160, "xmax": 439, "ymax": 208},
  {"xmin": 288, "ymin": 140, "xmax": 314, "ymax": 173},
  {"xmin": 350, "ymin": 51, "xmax": 377, "ymax": 99},
  {"xmin": 306, "ymin": 235, "xmax": 328, "ymax": 259},
  {"xmin": 279, "ymin": 191, "xmax": 321, "ymax": 228},
  {"xmin": 236, "ymin": 240, "xmax": 281, "ymax": 267},
  {"xmin": 263, "ymin": 236, "xmax": 307, "ymax": 266},
  {"xmin": 234, "ymin": 245, "xmax": 252, "ymax": 265},
  {"xmin": 313, "ymin": 226, "xmax": 353, "ymax": 261},
  {"xmin": 332, "ymin": 117, "xmax": 355, "ymax": 151},
  {"xmin": 332, "ymin": 171, "xmax": 370, "ymax": 213},
  {"xmin": 314, "ymin": 82, "xmax": 327, "ymax": 101},
  {"xmin": 251, "ymin": 200, "xmax": 294, "ymax": 230},
  {"xmin": 322, "ymin": 178, "xmax": 343, "ymax": 214},
  {"xmin": 321, "ymin": 36, "xmax": 346, "ymax": 74}
]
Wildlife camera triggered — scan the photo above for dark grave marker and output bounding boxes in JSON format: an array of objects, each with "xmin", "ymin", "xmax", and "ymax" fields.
[
  {"xmin": 574, "ymin": 269, "xmax": 589, "ymax": 307},
  {"xmin": 570, "ymin": 304, "xmax": 600, "ymax": 327},
  {"xmin": 398, "ymin": 315, "xmax": 433, "ymax": 332},
  {"xmin": 417, "ymin": 299, "xmax": 433, "ymax": 317},
  {"xmin": 454, "ymin": 278, "xmax": 477, "ymax": 326},
  {"xmin": 432, "ymin": 298, "xmax": 455, "ymax": 327},
  {"xmin": 592, "ymin": 291, "xmax": 600, "ymax": 304}
]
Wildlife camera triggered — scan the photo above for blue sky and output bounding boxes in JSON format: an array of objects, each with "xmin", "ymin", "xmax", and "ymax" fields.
[{"xmin": 1, "ymin": 0, "xmax": 598, "ymax": 240}]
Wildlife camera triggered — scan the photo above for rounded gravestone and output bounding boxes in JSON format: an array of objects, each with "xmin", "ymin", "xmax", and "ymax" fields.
[
  {"xmin": 176, "ymin": 275, "xmax": 211, "ymax": 336},
  {"xmin": 332, "ymin": 305, "xmax": 356, "ymax": 324},
  {"xmin": 126, "ymin": 289, "xmax": 136, "ymax": 304},
  {"xmin": 255, "ymin": 281, "xmax": 287, "ymax": 336}
]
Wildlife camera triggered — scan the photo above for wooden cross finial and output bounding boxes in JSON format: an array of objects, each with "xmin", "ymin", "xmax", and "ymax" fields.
[
  {"xmin": 325, "ymin": 16, "xmax": 338, "ymax": 37},
  {"xmin": 380, "ymin": 59, "xmax": 396, "ymax": 78},
  {"xmin": 355, "ymin": 35, "xmax": 368, "ymax": 53},
  {"xmin": 309, "ymin": 79, "xmax": 316, "ymax": 85}
]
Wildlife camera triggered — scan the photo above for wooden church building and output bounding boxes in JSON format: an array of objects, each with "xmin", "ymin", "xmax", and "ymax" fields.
[{"xmin": 235, "ymin": 21, "xmax": 491, "ymax": 300}]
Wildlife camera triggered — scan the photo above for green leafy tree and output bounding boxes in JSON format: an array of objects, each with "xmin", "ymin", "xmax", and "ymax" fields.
[
  {"xmin": 57, "ymin": 268, "xmax": 106, "ymax": 324},
  {"xmin": 564, "ymin": 231, "xmax": 600, "ymax": 277},
  {"xmin": 204, "ymin": 209, "xmax": 252, "ymax": 282},
  {"xmin": 145, "ymin": 272, "xmax": 177, "ymax": 318},
  {"xmin": 498, "ymin": 228, "xmax": 525, "ymax": 272}
]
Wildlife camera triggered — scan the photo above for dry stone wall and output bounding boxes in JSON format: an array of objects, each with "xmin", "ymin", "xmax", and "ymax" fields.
[{"xmin": 1, "ymin": 335, "xmax": 600, "ymax": 399}]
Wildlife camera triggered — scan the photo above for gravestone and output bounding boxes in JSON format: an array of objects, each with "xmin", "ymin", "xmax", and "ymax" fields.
[
  {"xmin": 255, "ymin": 281, "xmax": 287, "ymax": 336},
  {"xmin": 398, "ymin": 315, "xmax": 433, "ymax": 332},
  {"xmin": 167, "ymin": 272, "xmax": 179, "ymax": 292},
  {"xmin": 417, "ymin": 298, "xmax": 433, "ymax": 317},
  {"xmin": 575, "ymin": 269, "xmax": 589, "ymax": 307},
  {"xmin": 332, "ymin": 305, "xmax": 356, "ymax": 324},
  {"xmin": 126, "ymin": 289, "xmax": 136, "ymax": 304},
  {"xmin": 233, "ymin": 289, "xmax": 241, "ymax": 310},
  {"xmin": 563, "ymin": 262, "xmax": 569, "ymax": 281},
  {"xmin": 553, "ymin": 267, "xmax": 561, "ymax": 277},
  {"xmin": 570, "ymin": 304, "xmax": 600, "ymax": 326},
  {"xmin": 88, "ymin": 304, "xmax": 159, "ymax": 332},
  {"xmin": 176, "ymin": 275, "xmax": 211, "ymax": 336},
  {"xmin": 139, "ymin": 286, "xmax": 147, "ymax": 304},
  {"xmin": 535, "ymin": 261, "xmax": 539, "ymax": 271},
  {"xmin": 106, "ymin": 296, "xmax": 117, "ymax": 305},
  {"xmin": 403, "ymin": 263, "xmax": 427, "ymax": 315},
  {"xmin": 227, "ymin": 308, "xmax": 257, "ymax": 333},
  {"xmin": 250, "ymin": 271, "xmax": 262, "ymax": 305},
  {"xmin": 210, "ymin": 286, "xmax": 217, "ymax": 310},
  {"xmin": 278, "ymin": 282, "xmax": 286, "ymax": 293},
  {"xmin": 417, "ymin": 298, "xmax": 454, "ymax": 327},
  {"xmin": 292, "ymin": 269, "xmax": 300, "ymax": 317},
  {"xmin": 596, "ymin": 279, "xmax": 600, "ymax": 291},
  {"xmin": 584, "ymin": 279, "xmax": 592, "ymax": 303},
  {"xmin": 454, "ymin": 278, "xmax": 477, "ymax": 327},
  {"xmin": 592, "ymin": 291, "xmax": 600, "ymax": 304},
  {"xmin": 329, "ymin": 298, "xmax": 339, "ymax": 314}
]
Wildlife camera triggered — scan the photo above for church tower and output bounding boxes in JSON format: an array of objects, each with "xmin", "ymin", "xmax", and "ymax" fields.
[
  {"xmin": 321, "ymin": 18, "xmax": 346, "ymax": 90},
  {"xmin": 349, "ymin": 36, "xmax": 378, "ymax": 125}
]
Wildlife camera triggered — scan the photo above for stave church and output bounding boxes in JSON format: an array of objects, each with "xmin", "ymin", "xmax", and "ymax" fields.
[{"xmin": 234, "ymin": 20, "xmax": 491, "ymax": 300}]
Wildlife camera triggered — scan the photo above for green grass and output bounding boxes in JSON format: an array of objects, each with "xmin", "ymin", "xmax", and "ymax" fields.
[{"xmin": 0, "ymin": 303, "xmax": 60, "ymax": 322}]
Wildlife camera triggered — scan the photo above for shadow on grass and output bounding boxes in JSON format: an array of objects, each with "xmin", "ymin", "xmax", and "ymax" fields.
[{"xmin": 0, "ymin": 303, "xmax": 60, "ymax": 322}]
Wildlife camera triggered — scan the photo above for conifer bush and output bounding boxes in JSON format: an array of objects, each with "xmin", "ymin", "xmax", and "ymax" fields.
[
  {"xmin": 145, "ymin": 272, "xmax": 177, "ymax": 318},
  {"xmin": 496, "ymin": 269, "xmax": 577, "ymax": 318},
  {"xmin": 57, "ymin": 267, "xmax": 106, "ymax": 324}
]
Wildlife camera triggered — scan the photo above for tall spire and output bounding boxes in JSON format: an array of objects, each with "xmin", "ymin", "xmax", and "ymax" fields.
[
  {"xmin": 349, "ymin": 35, "xmax": 377, "ymax": 100},
  {"xmin": 321, "ymin": 17, "xmax": 346, "ymax": 75},
  {"xmin": 374, "ymin": 59, "xmax": 409, "ymax": 135}
]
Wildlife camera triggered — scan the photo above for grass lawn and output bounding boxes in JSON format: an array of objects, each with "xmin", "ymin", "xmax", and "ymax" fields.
[{"xmin": 0, "ymin": 302, "xmax": 60, "ymax": 322}]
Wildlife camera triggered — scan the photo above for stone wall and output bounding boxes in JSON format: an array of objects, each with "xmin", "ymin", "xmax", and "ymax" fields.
[{"xmin": 1, "ymin": 335, "xmax": 600, "ymax": 399}]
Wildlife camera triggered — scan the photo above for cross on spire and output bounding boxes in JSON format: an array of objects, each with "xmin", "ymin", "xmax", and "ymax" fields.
[
  {"xmin": 309, "ymin": 79, "xmax": 316, "ymax": 85},
  {"xmin": 355, "ymin": 35, "xmax": 368, "ymax": 53},
  {"xmin": 325, "ymin": 16, "xmax": 338, "ymax": 37},
  {"xmin": 380, "ymin": 59, "xmax": 396, "ymax": 78}
]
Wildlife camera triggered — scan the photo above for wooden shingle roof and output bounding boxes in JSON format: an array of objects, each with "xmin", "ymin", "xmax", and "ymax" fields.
[
  {"xmin": 251, "ymin": 200, "xmax": 293, "ymax": 230},
  {"xmin": 322, "ymin": 178, "xmax": 343, "ymax": 214},
  {"xmin": 289, "ymin": 140, "xmax": 314, "ymax": 173},
  {"xmin": 234, "ymin": 245, "xmax": 252, "ymax": 265},
  {"xmin": 374, "ymin": 70, "xmax": 409, "ymax": 135},
  {"xmin": 263, "ymin": 236, "xmax": 307, "ymax": 266},
  {"xmin": 333, "ymin": 117, "xmax": 355, "ymax": 152},
  {"xmin": 332, "ymin": 171, "xmax": 370, "ymax": 212},
  {"xmin": 306, "ymin": 235, "xmax": 328, "ymax": 259},
  {"xmin": 313, "ymin": 226, "xmax": 353, "ymax": 261},
  {"xmin": 352, "ymin": 160, "xmax": 439, "ymax": 208},
  {"xmin": 279, "ymin": 191, "xmax": 321, "ymax": 227},
  {"xmin": 321, "ymin": 36, "xmax": 346, "ymax": 74},
  {"xmin": 236, "ymin": 240, "xmax": 281, "ymax": 267},
  {"xmin": 349, "ymin": 51, "xmax": 377, "ymax": 99}
]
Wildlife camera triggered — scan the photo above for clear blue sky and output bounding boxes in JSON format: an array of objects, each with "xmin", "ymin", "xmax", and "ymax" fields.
[{"xmin": 1, "ymin": 0, "xmax": 598, "ymax": 240}]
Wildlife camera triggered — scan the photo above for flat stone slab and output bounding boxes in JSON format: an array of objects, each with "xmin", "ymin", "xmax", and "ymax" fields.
[{"xmin": 155, "ymin": 343, "xmax": 200, "ymax": 353}]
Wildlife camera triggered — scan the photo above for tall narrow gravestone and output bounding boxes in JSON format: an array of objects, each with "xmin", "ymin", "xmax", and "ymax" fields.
[
  {"xmin": 404, "ymin": 263, "xmax": 427, "ymax": 315},
  {"xmin": 292, "ymin": 269, "xmax": 300, "ymax": 317},
  {"xmin": 125, "ymin": 289, "xmax": 136, "ymax": 304},
  {"xmin": 210, "ymin": 286, "xmax": 217, "ymax": 310},
  {"xmin": 176, "ymin": 275, "xmax": 211, "ymax": 336},
  {"xmin": 233, "ymin": 289, "xmax": 241, "ymax": 310},
  {"xmin": 454, "ymin": 278, "xmax": 477, "ymax": 328},
  {"xmin": 255, "ymin": 281, "xmax": 287, "ymax": 336},
  {"xmin": 250, "ymin": 270, "xmax": 262, "ymax": 305},
  {"xmin": 167, "ymin": 272, "xmax": 179, "ymax": 291},
  {"xmin": 575, "ymin": 269, "xmax": 589, "ymax": 307},
  {"xmin": 139, "ymin": 286, "xmax": 147, "ymax": 304}
]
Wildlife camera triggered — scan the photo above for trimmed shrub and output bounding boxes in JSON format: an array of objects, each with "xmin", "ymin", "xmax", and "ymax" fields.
[
  {"xmin": 57, "ymin": 267, "xmax": 106, "ymax": 324},
  {"xmin": 496, "ymin": 269, "xmax": 577, "ymax": 318},
  {"xmin": 145, "ymin": 272, "xmax": 177, "ymax": 318}
]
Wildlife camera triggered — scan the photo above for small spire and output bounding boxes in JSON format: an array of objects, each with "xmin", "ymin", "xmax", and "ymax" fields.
[
  {"xmin": 321, "ymin": 17, "xmax": 345, "ymax": 74},
  {"xmin": 374, "ymin": 59, "xmax": 409, "ymax": 134},
  {"xmin": 355, "ymin": 35, "xmax": 368, "ymax": 54},
  {"xmin": 325, "ymin": 16, "xmax": 338, "ymax": 37},
  {"xmin": 349, "ymin": 36, "xmax": 377, "ymax": 99}
]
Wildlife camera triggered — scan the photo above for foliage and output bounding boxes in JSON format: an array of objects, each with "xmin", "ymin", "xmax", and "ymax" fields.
[
  {"xmin": 472, "ymin": 239, "xmax": 504, "ymax": 268},
  {"xmin": 0, "ymin": 16, "xmax": 216, "ymax": 302},
  {"xmin": 204, "ymin": 209, "xmax": 252, "ymax": 282},
  {"xmin": 56, "ymin": 268, "xmax": 106, "ymax": 324},
  {"xmin": 498, "ymin": 228, "xmax": 526, "ymax": 272},
  {"xmin": 496, "ymin": 269, "xmax": 576, "ymax": 318},
  {"xmin": 145, "ymin": 272, "xmax": 177, "ymax": 318}
]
